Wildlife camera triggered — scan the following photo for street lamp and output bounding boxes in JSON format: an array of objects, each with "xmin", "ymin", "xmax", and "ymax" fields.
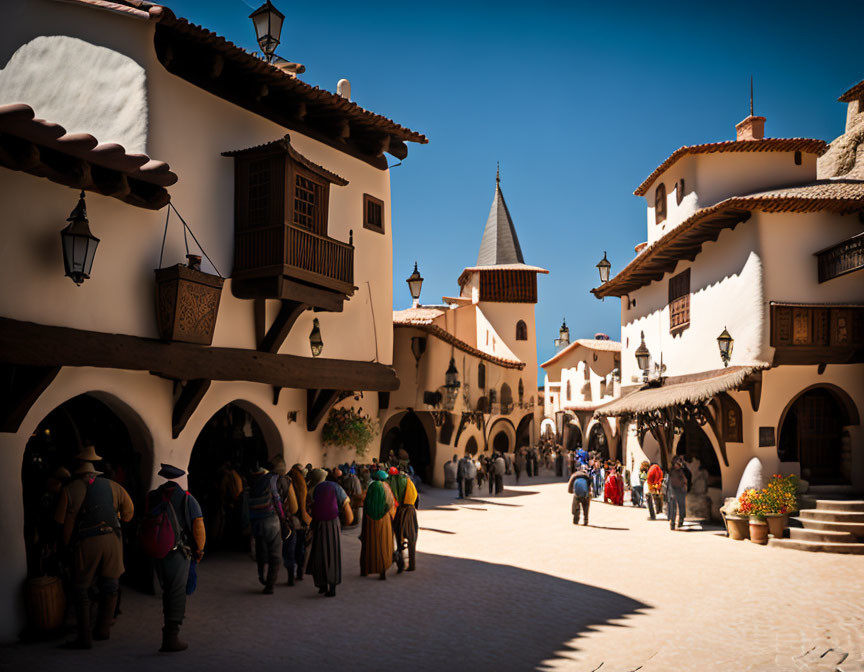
[
  {"xmin": 309, "ymin": 318, "xmax": 323, "ymax": 357},
  {"xmin": 249, "ymin": 0, "xmax": 284, "ymax": 63},
  {"xmin": 635, "ymin": 331, "xmax": 651, "ymax": 379},
  {"xmin": 406, "ymin": 262, "xmax": 423, "ymax": 308},
  {"xmin": 717, "ymin": 327, "xmax": 734, "ymax": 367},
  {"xmin": 442, "ymin": 356, "xmax": 461, "ymax": 410},
  {"xmin": 60, "ymin": 190, "xmax": 100, "ymax": 286},
  {"xmin": 596, "ymin": 251, "xmax": 611, "ymax": 284}
]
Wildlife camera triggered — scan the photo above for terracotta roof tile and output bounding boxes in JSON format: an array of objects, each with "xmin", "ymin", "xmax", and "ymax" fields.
[
  {"xmin": 839, "ymin": 79, "xmax": 864, "ymax": 103},
  {"xmin": 540, "ymin": 339, "xmax": 621, "ymax": 368},
  {"xmin": 634, "ymin": 138, "xmax": 828, "ymax": 197}
]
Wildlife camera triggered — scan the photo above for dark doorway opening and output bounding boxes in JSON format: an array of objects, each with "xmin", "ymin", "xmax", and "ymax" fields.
[
  {"xmin": 516, "ymin": 414, "xmax": 533, "ymax": 451},
  {"xmin": 493, "ymin": 431, "xmax": 510, "ymax": 454},
  {"xmin": 465, "ymin": 437, "xmax": 479, "ymax": 456},
  {"xmin": 188, "ymin": 403, "xmax": 272, "ymax": 552},
  {"xmin": 587, "ymin": 424, "xmax": 609, "ymax": 460},
  {"xmin": 676, "ymin": 421, "xmax": 721, "ymax": 489},
  {"xmin": 379, "ymin": 411, "xmax": 432, "ymax": 484},
  {"xmin": 779, "ymin": 388, "xmax": 850, "ymax": 485}
]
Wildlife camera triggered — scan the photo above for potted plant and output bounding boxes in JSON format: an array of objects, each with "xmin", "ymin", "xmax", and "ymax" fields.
[
  {"xmin": 761, "ymin": 474, "xmax": 799, "ymax": 538},
  {"xmin": 155, "ymin": 254, "xmax": 224, "ymax": 345},
  {"xmin": 321, "ymin": 406, "xmax": 379, "ymax": 459},
  {"xmin": 720, "ymin": 499, "xmax": 749, "ymax": 541},
  {"xmin": 739, "ymin": 489, "xmax": 769, "ymax": 545}
]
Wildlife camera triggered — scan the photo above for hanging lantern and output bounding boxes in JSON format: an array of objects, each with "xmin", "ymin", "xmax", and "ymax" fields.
[
  {"xmin": 60, "ymin": 190, "xmax": 100, "ymax": 285},
  {"xmin": 442, "ymin": 356, "xmax": 461, "ymax": 410},
  {"xmin": 406, "ymin": 262, "xmax": 423, "ymax": 305},
  {"xmin": 249, "ymin": 0, "xmax": 284, "ymax": 62},
  {"xmin": 596, "ymin": 251, "xmax": 612, "ymax": 284},
  {"xmin": 634, "ymin": 331, "xmax": 651, "ymax": 375},
  {"xmin": 309, "ymin": 318, "xmax": 323, "ymax": 357},
  {"xmin": 717, "ymin": 327, "xmax": 734, "ymax": 367},
  {"xmin": 410, "ymin": 336, "xmax": 426, "ymax": 363}
]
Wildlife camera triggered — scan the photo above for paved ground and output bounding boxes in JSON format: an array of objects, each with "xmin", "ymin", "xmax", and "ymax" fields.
[{"xmin": 3, "ymin": 472, "xmax": 863, "ymax": 672}]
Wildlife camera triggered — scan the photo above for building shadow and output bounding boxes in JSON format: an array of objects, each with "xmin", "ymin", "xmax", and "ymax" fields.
[{"xmin": 1, "ymin": 542, "xmax": 650, "ymax": 672}]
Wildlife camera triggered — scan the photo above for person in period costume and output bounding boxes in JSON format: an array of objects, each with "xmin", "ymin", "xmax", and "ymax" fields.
[
  {"xmin": 211, "ymin": 461, "xmax": 243, "ymax": 548},
  {"xmin": 243, "ymin": 463, "xmax": 286, "ymax": 594},
  {"xmin": 645, "ymin": 462, "xmax": 664, "ymax": 520},
  {"xmin": 307, "ymin": 469, "xmax": 353, "ymax": 597},
  {"xmin": 493, "ymin": 453, "xmax": 506, "ymax": 495},
  {"xmin": 360, "ymin": 470, "xmax": 396, "ymax": 580},
  {"xmin": 485, "ymin": 456, "xmax": 495, "ymax": 494},
  {"xmin": 567, "ymin": 467, "xmax": 593, "ymax": 525},
  {"xmin": 287, "ymin": 464, "xmax": 312, "ymax": 581},
  {"xmin": 514, "ymin": 450, "xmax": 526, "ymax": 484},
  {"xmin": 340, "ymin": 466, "xmax": 363, "ymax": 527},
  {"xmin": 54, "ymin": 446, "xmax": 134, "ymax": 649},
  {"xmin": 269, "ymin": 457, "xmax": 299, "ymax": 586},
  {"xmin": 666, "ymin": 456, "xmax": 691, "ymax": 530},
  {"xmin": 458, "ymin": 455, "xmax": 476, "ymax": 498},
  {"xmin": 145, "ymin": 464, "xmax": 206, "ymax": 652},
  {"xmin": 554, "ymin": 448, "xmax": 564, "ymax": 477},
  {"xmin": 387, "ymin": 467, "xmax": 419, "ymax": 573}
]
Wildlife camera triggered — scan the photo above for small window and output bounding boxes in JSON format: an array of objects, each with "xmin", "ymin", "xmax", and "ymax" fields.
[
  {"xmin": 363, "ymin": 193, "xmax": 385, "ymax": 234},
  {"xmin": 566, "ymin": 380, "xmax": 572, "ymax": 400},
  {"xmin": 293, "ymin": 171, "xmax": 327, "ymax": 234},
  {"xmin": 518, "ymin": 379, "xmax": 524, "ymax": 405},
  {"xmin": 584, "ymin": 362, "xmax": 590, "ymax": 380},
  {"xmin": 655, "ymin": 183, "xmax": 667, "ymax": 224},
  {"xmin": 515, "ymin": 320, "xmax": 528, "ymax": 341},
  {"xmin": 794, "ymin": 151, "xmax": 802, "ymax": 166},
  {"xmin": 478, "ymin": 362, "xmax": 486, "ymax": 389},
  {"xmin": 676, "ymin": 179, "xmax": 685, "ymax": 205},
  {"xmin": 668, "ymin": 268, "xmax": 691, "ymax": 332}
]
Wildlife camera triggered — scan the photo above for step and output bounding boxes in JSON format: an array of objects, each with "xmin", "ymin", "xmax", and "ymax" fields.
[
  {"xmin": 768, "ymin": 538, "xmax": 864, "ymax": 555},
  {"xmin": 789, "ymin": 527, "xmax": 858, "ymax": 543},
  {"xmin": 792, "ymin": 517, "xmax": 864, "ymax": 538},
  {"xmin": 814, "ymin": 499, "xmax": 864, "ymax": 512},
  {"xmin": 798, "ymin": 509, "xmax": 864, "ymax": 524}
]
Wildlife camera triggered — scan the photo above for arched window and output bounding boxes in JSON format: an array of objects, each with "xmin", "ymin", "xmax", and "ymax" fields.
[
  {"xmin": 676, "ymin": 178, "xmax": 685, "ymax": 205},
  {"xmin": 566, "ymin": 380, "xmax": 572, "ymax": 400},
  {"xmin": 655, "ymin": 183, "xmax": 667, "ymax": 224},
  {"xmin": 515, "ymin": 320, "xmax": 528, "ymax": 341},
  {"xmin": 518, "ymin": 379, "xmax": 524, "ymax": 405},
  {"xmin": 478, "ymin": 362, "xmax": 486, "ymax": 389}
]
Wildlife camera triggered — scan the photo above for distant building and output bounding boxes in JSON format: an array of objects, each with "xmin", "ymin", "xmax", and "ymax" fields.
[{"xmin": 381, "ymin": 172, "xmax": 547, "ymax": 485}]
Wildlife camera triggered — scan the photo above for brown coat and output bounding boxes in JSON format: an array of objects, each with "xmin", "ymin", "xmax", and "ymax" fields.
[{"xmin": 54, "ymin": 475, "xmax": 134, "ymax": 546}]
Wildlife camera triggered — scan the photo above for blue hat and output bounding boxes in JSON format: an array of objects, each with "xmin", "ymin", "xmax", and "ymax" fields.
[{"xmin": 159, "ymin": 463, "xmax": 185, "ymax": 479}]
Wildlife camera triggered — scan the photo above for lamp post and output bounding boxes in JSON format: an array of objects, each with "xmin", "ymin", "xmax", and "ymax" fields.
[
  {"xmin": 60, "ymin": 190, "xmax": 99, "ymax": 286},
  {"xmin": 406, "ymin": 262, "xmax": 423, "ymax": 308},
  {"xmin": 717, "ymin": 327, "xmax": 734, "ymax": 367},
  {"xmin": 249, "ymin": 0, "xmax": 284, "ymax": 63},
  {"xmin": 442, "ymin": 356, "xmax": 461, "ymax": 411},
  {"xmin": 596, "ymin": 251, "xmax": 611, "ymax": 284},
  {"xmin": 309, "ymin": 318, "xmax": 323, "ymax": 357},
  {"xmin": 634, "ymin": 331, "xmax": 651, "ymax": 381}
]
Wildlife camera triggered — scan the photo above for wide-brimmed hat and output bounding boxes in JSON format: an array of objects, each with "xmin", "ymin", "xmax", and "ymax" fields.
[
  {"xmin": 76, "ymin": 445, "xmax": 102, "ymax": 462},
  {"xmin": 74, "ymin": 461, "xmax": 102, "ymax": 475},
  {"xmin": 158, "ymin": 463, "xmax": 185, "ymax": 479}
]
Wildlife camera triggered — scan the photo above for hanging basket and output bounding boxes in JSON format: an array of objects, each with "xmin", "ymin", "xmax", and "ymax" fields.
[{"xmin": 155, "ymin": 259, "xmax": 224, "ymax": 345}]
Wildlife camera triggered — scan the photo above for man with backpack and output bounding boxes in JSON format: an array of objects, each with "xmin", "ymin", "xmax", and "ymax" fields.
[
  {"xmin": 567, "ymin": 467, "xmax": 593, "ymax": 525},
  {"xmin": 242, "ymin": 462, "xmax": 287, "ymax": 595},
  {"xmin": 666, "ymin": 456, "xmax": 691, "ymax": 530},
  {"xmin": 54, "ymin": 446, "xmax": 134, "ymax": 649},
  {"xmin": 141, "ymin": 463, "xmax": 205, "ymax": 653}
]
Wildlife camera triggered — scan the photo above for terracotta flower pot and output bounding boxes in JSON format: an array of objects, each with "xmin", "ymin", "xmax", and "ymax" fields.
[
  {"xmin": 765, "ymin": 514, "xmax": 788, "ymax": 538},
  {"xmin": 749, "ymin": 518, "xmax": 769, "ymax": 545},
  {"xmin": 726, "ymin": 515, "xmax": 750, "ymax": 541}
]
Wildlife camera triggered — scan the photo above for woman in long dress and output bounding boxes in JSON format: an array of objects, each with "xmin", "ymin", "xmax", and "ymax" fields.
[
  {"xmin": 307, "ymin": 469, "xmax": 352, "ymax": 597},
  {"xmin": 360, "ymin": 470, "xmax": 396, "ymax": 580},
  {"xmin": 387, "ymin": 466, "xmax": 419, "ymax": 573}
]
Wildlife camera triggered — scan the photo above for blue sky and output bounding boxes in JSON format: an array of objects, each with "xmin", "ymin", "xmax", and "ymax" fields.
[{"xmin": 170, "ymin": 0, "xmax": 860, "ymax": 369}]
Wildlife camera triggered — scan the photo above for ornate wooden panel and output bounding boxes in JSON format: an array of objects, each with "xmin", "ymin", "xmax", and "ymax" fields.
[
  {"xmin": 478, "ymin": 270, "xmax": 537, "ymax": 303},
  {"xmin": 668, "ymin": 268, "xmax": 690, "ymax": 332},
  {"xmin": 816, "ymin": 233, "xmax": 864, "ymax": 283},
  {"xmin": 770, "ymin": 304, "xmax": 864, "ymax": 364}
]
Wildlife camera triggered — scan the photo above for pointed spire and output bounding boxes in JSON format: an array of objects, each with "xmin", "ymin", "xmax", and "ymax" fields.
[
  {"xmin": 496, "ymin": 161, "xmax": 500, "ymax": 184},
  {"xmin": 749, "ymin": 75, "xmax": 754, "ymax": 117},
  {"xmin": 476, "ymin": 168, "xmax": 525, "ymax": 266}
]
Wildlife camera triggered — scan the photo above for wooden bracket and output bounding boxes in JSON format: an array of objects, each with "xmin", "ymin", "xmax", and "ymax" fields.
[
  {"xmin": 272, "ymin": 386, "xmax": 281, "ymax": 406},
  {"xmin": 307, "ymin": 388, "xmax": 340, "ymax": 432},
  {"xmin": 172, "ymin": 378, "xmax": 211, "ymax": 439},
  {"xmin": 745, "ymin": 370, "xmax": 763, "ymax": 412},
  {"xmin": 258, "ymin": 300, "xmax": 309, "ymax": 353},
  {"xmin": 0, "ymin": 364, "xmax": 61, "ymax": 433}
]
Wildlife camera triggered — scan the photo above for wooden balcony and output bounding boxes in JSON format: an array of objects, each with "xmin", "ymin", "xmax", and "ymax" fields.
[
  {"xmin": 232, "ymin": 223, "xmax": 355, "ymax": 309},
  {"xmin": 816, "ymin": 233, "xmax": 864, "ymax": 283},
  {"xmin": 770, "ymin": 303, "xmax": 864, "ymax": 365}
]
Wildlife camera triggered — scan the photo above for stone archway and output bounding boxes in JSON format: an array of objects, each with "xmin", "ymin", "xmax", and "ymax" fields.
[
  {"xmin": 586, "ymin": 422, "xmax": 609, "ymax": 460},
  {"xmin": 515, "ymin": 413, "xmax": 533, "ymax": 450},
  {"xmin": 486, "ymin": 417, "xmax": 517, "ymax": 453},
  {"xmin": 379, "ymin": 410, "xmax": 435, "ymax": 484}
]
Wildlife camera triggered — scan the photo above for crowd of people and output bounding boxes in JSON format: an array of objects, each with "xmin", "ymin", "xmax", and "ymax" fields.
[{"xmin": 37, "ymin": 445, "xmax": 421, "ymax": 653}]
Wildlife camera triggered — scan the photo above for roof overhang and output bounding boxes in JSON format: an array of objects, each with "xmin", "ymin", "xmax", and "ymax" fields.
[
  {"xmin": 0, "ymin": 103, "xmax": 177, "ymax": 209},
  {"xmin": 457, "ymin": 264, "xmax": 549, "ymax": 287},
  {"xmin": 394, "ymin": 322, "xmax": 525, "ymax": 370},
  {"xmin": 839, "ymin": 79, "xmax": 864, "ymax": 103}
]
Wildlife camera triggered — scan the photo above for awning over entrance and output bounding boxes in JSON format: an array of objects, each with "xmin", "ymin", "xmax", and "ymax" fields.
[{"xmin": 594, "ymin": 365, "xmax": 767, "ymax": 418}]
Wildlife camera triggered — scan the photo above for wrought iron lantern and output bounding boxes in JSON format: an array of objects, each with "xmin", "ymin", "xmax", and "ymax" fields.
[
  {"xmin": 596, "ymin": 251, "xmax": 611, "ymax": 284},
  {"xmin": 410, "ymin": 336, "xmax": 426, "ymax": 364},
  {"xmin": 406, "ymin": 262, "xmax": 423, "ymax": 306},
  {"xmin": 717, "ymin": 327, "xmax": 734, "ymax": 367},
  {"xmin": 249, "ymin": 0, "xmax": 284, "ymax": 63},
  {"xmin": 309, "ymin": 318, "xmax": 323, "ymax": 357},
  {"xmin": 442, "ymin": 356, "xmax": 461, "ymax": 410},
  {"xmin": 60, "ymin": 190, "xmax": 100, "ymax": 285},
  {"xmin": 634, "ymin": 331, "xmax": 651, "ymax": 377}
]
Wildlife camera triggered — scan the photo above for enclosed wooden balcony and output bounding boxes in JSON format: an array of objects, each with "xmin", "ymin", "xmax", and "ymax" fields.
[{"xmin": 816, "ymin": 232, "xmax": 864, "ymax": 283}]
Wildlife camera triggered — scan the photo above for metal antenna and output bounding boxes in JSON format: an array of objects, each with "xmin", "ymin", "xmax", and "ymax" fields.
[{"xmin": 749, "ymin": 75, "xmax": 754, "ymax": 117}]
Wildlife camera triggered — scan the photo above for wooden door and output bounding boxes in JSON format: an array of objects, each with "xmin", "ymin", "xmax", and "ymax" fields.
[{"xmin": 796, "ymin": 389, "xmax": 843, "ymax": 484}]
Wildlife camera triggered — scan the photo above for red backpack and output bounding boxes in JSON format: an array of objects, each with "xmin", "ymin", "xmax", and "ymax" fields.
[{"xmin": 138, "ymin": 490, "xmax": 183, "ymax": 559}]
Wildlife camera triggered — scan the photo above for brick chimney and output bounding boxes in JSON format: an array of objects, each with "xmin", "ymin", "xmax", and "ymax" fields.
[{"xmin": 736, "ymin": 115, "xmax": 766, "ymax": 141}]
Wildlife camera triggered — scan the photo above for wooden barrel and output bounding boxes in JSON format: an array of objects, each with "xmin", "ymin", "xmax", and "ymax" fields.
[{"xmin": 26, "ymin": 576, "xmax": 66, "ymax": 632}]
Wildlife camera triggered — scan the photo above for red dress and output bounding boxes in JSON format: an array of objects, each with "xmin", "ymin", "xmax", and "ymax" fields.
[{"xmin": 604, "ymin": 473, "xmax": 624, "ymax": 505}]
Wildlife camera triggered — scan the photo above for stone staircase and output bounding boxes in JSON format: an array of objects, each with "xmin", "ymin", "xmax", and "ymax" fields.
[{"xmin": 769, "ymin": 500, "xmax": 864, "ymax": 554}]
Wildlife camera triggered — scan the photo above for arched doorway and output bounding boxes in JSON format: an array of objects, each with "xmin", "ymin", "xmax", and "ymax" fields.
[
  {"xmin": 379, "ymin": 411, "xmax": 432, "ymax": 483},
  {"xmin": 21, "ymin": 393, "xmax": 152, "ymax": 583},
  {"xmin": 587, "ymin": 423, "xmax": 609, "ymax": 459},
  {"xmin": 500, "ymin": 383, "xmax": 514, "ymax": 414},
  {"xmin": 465, "ymin": 436, "xmax": 479, "ymax": 456},
  {"xmin": 779, "ymin": 387, "xmax": 854, "ymax": 485},
  {"xmin": 563, "ymin": 422, "xmax": 582, "ymax": 451},
  {"xmin": 189, "ymin": 402, "xmax": 278, "ymax": 551},
  {"xmin": 493, "ymin": 431, "xmax": 510, "ymax": 454},
  {"xmin": 676, "ymin": 421, "xmax": 721, "ymax": 489},
  {"xmin": 515, "ymin": 414, "xmax": 533, "ymax": 451}
]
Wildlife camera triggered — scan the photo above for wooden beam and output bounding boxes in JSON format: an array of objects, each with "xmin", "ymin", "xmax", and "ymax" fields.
[
  {"xmin": 232, "ymin": 275, "xmax": 345, "ymax": 312},
  {"xmin": 307, "ymin": 388, "xmax": 340, "ymax": 431},
  {"xmin": 0, "ymin": 317, "xmax": 400, "ymax": 392},
  {"xmin": 388, "ymin": 139, "xmax": 408, "ymax": 160},
  {"xmin": 172, "ymin": 378, "xmax": 211, "ymax": 438},
  {"xmin": 0, "ymin": 364, "xmax": 61, "ymax": 433},
  {"xmin": 258, "ymin": 299, "xmax": 308, "ymax": 353}
]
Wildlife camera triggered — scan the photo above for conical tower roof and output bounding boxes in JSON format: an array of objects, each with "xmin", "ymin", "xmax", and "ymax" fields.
[{"xmin": 476, "ymin": 171, "xmax": 525, "ymax": 266}]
